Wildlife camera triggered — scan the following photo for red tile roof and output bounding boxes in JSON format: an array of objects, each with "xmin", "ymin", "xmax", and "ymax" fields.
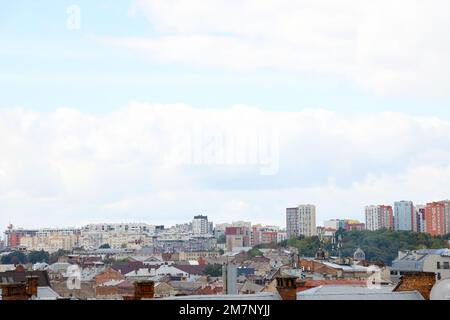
[{"xmin": 199, "ymin": 285, "xmax": 223, "ymax": 295}]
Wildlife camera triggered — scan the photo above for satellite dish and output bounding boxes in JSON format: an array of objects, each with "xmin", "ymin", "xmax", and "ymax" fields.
[{"xmin": 430, "ymin": 278, "xmax": 450, "ymax": 300}]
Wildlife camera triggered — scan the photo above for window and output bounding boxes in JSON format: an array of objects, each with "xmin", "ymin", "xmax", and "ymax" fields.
[
  {"xmin": 437, "ymin": 273, "xmax": 442, "ymax": 280},
  {"xmin": 437, "ymin": 262, "xmax": 441, "ymax": 269},
  {"xmin": 444, "ymin": 262, "xmax": 450, "ymax": 270}
]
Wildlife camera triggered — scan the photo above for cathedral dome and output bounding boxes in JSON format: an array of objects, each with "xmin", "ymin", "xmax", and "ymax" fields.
[{"xmin": 353, "ymin": 247, "xmax": 366, "ymax": 261}]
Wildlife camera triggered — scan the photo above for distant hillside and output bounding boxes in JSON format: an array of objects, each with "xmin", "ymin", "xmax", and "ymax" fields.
[{"xmin": 279, "ymin": 229, "xmax": 450, "ymax": 265}]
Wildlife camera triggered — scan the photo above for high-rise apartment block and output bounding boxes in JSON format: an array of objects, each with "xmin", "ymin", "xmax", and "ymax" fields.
[
  {"xmin": 192, "ymin": 215, "xmax": 212, "ymax": 235},
  {"xmin": 425, "ymin": 201, "xmax": 450, "ymax": 236},
  {"xmin": 286, "ymin": 204, "xmax": 316, "ymax": 238},
  {"xmin": 394, "ymin": 201, "xmax": 414, "ymax": 231},
  {"xmin": 365, "ymin": 205, "xmax": 394, "ymax": 231},
  {"xmin": 414, "ymin": 205, "xmax": 426, "ymax": 233}
]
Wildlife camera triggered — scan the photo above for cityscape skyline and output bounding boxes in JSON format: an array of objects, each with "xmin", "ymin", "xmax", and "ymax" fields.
[
  {"xmin": 3, "ymin": 0, "xmax": 450, "ymax": 305},
  {"xmin": 3, "ymin": 198, "xmax": 449, "ymax": 255},
  {"xmin": 3, "ymin": 1, "xmax": 450, "ymax": 254},
  {"xmin": 2, "ymin": 196, "xmax": 449, "ymax": 238}
]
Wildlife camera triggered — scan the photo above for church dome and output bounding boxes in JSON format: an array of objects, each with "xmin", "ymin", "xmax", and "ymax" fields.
[{"xmin": 353, "ymin": 247, "xmax": 366, "ymax": 261}]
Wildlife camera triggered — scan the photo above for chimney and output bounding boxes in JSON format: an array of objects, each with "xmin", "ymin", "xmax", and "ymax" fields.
[
  {"xmin": 26, "ymin": 276, "xmax": 39, "ymax": 298},
  {"xmin": 0, "ymin": 283, "xmax": 28, "ymax": 300},
  {"xmin": 223, "ymin": 263, "xmax": 238, "ymax": 295},
  {"xmin": 276, "ymin": 276, "xmax": 298, "ymax": 300},
  {"xmin": 133, "ymin": 281, "xmax": 155, "ymax": 300}
]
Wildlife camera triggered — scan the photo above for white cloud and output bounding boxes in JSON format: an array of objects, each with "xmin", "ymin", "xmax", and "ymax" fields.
[
  {"xmin": 1, "ymin": 102, "xmax": 450, "ymax": 231},
  {"xmin": 103, "ymin": 0, "xmax": 450, "ymax": 96}
]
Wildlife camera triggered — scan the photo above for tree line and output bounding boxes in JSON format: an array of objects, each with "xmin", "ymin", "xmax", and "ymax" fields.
[
  {"xmin": 0, "ymin": 249, "xmax": 70, "ymax": 265},
  {"xmin": 279, "ymin": 229, "xmax": 450, "ymax": 265}
]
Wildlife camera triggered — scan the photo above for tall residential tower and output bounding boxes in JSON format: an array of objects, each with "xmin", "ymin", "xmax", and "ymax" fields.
[
  {"xmin": 286, "ymin": 204, "xmax": 316, "ymax": 238},
  {"xmin": 394, "ymin": 201, "xmax": 414, "ymax": 231},
  {"xmin": 365, "ymin": 205, "xmax": 394, "ymax": 231}
]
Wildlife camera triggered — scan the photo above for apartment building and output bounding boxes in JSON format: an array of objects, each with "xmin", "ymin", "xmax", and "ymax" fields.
[
  {"xmin": 286, "ymin": 205, "xmax": 316, "ymax": 238},
  {"xmin": 365, "ymin": 205, "xmax": 394, "ymax": 231}
]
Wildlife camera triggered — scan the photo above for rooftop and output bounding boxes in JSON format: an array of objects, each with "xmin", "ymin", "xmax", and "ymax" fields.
[
  {"xmin": 161, "ymin": 292, "xmax": 281, "ymax": 300},
  {"xmin": 297, "ymin": 285, "xmax": 424, "ymax": 300},
  {"xmin": 0, "ymin": 287, "xmax": 61, "ymax": 300},
  {"xmin": 321, "ymin": 261, "xmax": 369, "ymax": 272}
]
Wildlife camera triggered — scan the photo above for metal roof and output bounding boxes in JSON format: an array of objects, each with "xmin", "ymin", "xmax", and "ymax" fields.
[
  {"xmin": 297, "ymin": 285, "xmax": 424, "ymax": 300},
  {"xmin": 161, "ymin": 292, "xmax": 282, "ymax": 300},
  {"xmin": 0, "ymin": 286, "xmax": 61, "ymax": 300},
  {"xmin": 321, "ymin": 261, "xmax": 368, "ymax": 272}
]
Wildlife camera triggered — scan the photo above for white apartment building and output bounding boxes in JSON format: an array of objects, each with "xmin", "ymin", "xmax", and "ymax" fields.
[
  {"xmin": 365, "ymin": 205, "xmax": 393, "ymax": 231},
  {"xmin": 82, "ymin": 223, "xmax": 156, "ymax": 235},
  {"xmin": 80, "ymin": 231, "xmax": 153, "ymax": 250},
  {"xmin": 391, "ymin": 249, "xmax": 450, "ymax": 282},
  {"xmin": 79, "ymin": 231, "xmax": 106, "ymax": 249},
  {"xmin": 286, "ymin": 204, "xmax": 317, "ymax": 238},
  {"xmin": 106, "ymin": 233, "xmax": 152, "ymax": 250},
  {"xmin": 19, "ymin": 228, "xmax": 80, "ymax": 253},
  {"xmin": 21, "ymin": 234, "xmax": 79, "ymax": 253},
  {"xmin": 192, "ymin": 215, "xmax": 211, "ymax": 235},
  {"xmin": 444, "ymin": 201, "xmax": 450, "ymax": 235}
]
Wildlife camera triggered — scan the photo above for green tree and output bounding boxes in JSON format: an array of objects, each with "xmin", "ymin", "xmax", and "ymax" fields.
[
  {"xmin": 1, "ymin": 251, "xmax": 28, "ymax": 265},
  {"xmin": 248, "ymin": 248, "xmax": 263, "ymax": 258},
  {"xmin": 99, "ymin": 243, "xmax": 111, "ymax": 249},
  {"xmin": 330, "ymin": 229, "xmax": 448, "ymax": 264},
  {"xmin": 278, "ymin": 239, "xmax": 288, "ymax": 247},
  {"xmin": 49, "ymin": 249, "xmax": 70, "ymax": 264},
  {"xmin": 288, "ymin": 236, "xmax": 321, "ymax": 257},
  {"xmin": 28, "ymin": 250, "xmax": 50, "ymax": 264},
  {"xmin": 203, "ymin": 264, "xmax": 223, "ymax": 277},
  {"xmin": 283, "ymin": 229, "xmax": 448, "ymax": 265},
  {"xmin": 217, "ymin": 234, "xmax": 226, "ymax": 244},
  {"xmin": 103, "ymin": 255, "xmax": 116, "ymax": 265}
]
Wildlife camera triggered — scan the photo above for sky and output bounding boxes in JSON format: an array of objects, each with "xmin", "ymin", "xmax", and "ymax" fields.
[{"xmin": 2, "ymin": 0, "xmax": 450, "ymax": 234}]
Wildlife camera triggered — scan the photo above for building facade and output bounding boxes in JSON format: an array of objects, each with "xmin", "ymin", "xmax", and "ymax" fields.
[
  {"xmin": 286, "ymin": 205, "xmax": 316, "ymax": 238},
  {"xmin": 192, "ymin": 215, "xmax": 211, "ymax": 235},
  {"xmin": 415, "ymin": 205, "xmax": 426, "ymax": 233},
  {"xmin": 4, "ymin": 225, "xmax": 38, "ymax": 249},
  {"xmin": 365, "ymin": 205, "xmax": 393, "ymax": 231},
  {"xmin": 345, "ymin": 221, "xmax": 365, "ymax": 231},
  {"xmin": 82, "ymin": 223, "xmax": 155, "ymax": 235},
  {"xmin": 391, "ymin": 249, "xmax": 450, "ymax": 282},
  {"xmin": 251, "ymin": 225, "xmax": 278, "ymax": 246},
  {"xmin": 394, "ymin": 201, "xmax": 414, "ymax": 231},
  {"xmin": 425, "ymin": 201, "xmax": 450, "ymax": 236},
  {"xmin": 225, "ymin": 227, "xmax": 251, "ymax": 251},
  {"xmin": 20, "ymin": 233, "xmax": 80, "ymax": 253},
  {"xmin": 323, "ymin": 220, "xmax": 340, "ymax": 230}
]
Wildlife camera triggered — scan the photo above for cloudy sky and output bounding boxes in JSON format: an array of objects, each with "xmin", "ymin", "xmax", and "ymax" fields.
[{"xmin": 2, "ymin": 0, "xmax": 450, "ymax": 234}]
